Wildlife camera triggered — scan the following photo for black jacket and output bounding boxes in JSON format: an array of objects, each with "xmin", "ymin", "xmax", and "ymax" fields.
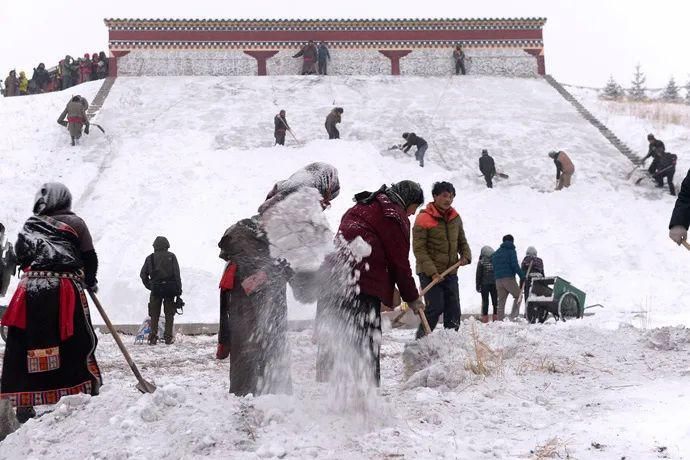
[
  {"xmin": 656, "ymin": 152, "xmax": 677, "ymax": 174},
  {"xmin": 274, "ymin": 114, "xmax": 289, "ymax": 132},
  {"xmin": 140, "ymin": 249, "xmax": 182, "ymax": 295},
  {"xmin": 475, "ymin": 256, "xmax": 496, "ymax": 290},
  {"xmin": 479, "ymin": 154, "xmax": 496, "ymax": 176},
  {"xmin": 670, "ymin": 169, "xmax": 690, "ymax": 229},
  {"xmin": 402, "ymin": 133, "xmax": 427, "ymax": 152}
]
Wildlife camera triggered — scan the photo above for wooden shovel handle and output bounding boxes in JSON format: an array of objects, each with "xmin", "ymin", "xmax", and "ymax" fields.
[{"xmin": 682, "ymin": 240, "xmax": 690, "ymax": 251}]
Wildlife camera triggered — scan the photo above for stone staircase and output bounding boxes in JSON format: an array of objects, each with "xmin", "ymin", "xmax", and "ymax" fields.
[
  {"xmin": 543, "ymin": 75, "xmax": 640, "ymax": 164},
  {"xmin": 86, "ymin": 77, "xmax": 116, "ymax": 120}
]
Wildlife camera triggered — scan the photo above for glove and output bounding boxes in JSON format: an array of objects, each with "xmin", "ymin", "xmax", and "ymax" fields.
[
  {"xmin": 669, "ymin": 225, "xmax": 688, "ymax": 245},
  {"xmin": 408, "ymin": 297, "xmax": 425, "ymax": 313},
  {"xmin": 88, "ymin": 282, "xmax": 98, "ymax": 294},
  {"xmin": 84, "ymin": 124, "xmax": 90, "ymax": 135}
]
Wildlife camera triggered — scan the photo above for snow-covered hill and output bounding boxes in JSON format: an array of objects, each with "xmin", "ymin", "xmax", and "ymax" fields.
[
  {"xmin": 2, "ymin": 75, "xmax": 690, "ymax": 459},
  {"xmin": 0, "ymin": 75, "xmax": 687, "ymax": 326}
]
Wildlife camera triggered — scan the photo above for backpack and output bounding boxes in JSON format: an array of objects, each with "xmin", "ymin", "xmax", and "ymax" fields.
[{"xmin": 149, "ymin": 252, "xmax": 180, "ymax": 298}]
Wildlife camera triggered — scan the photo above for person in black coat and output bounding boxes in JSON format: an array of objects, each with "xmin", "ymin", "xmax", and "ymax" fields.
[
  {"xmin": 641, "ymin": 134, "xmax": 661, "ymax": 174},
  {"xmin": 669, "ymin": 169, "xmax": 690, "ymax": 245},
  {"xmin": 479, "ymin": 149, "xmax": 496, "ymax": 188},
  {"xmin": 274, "ymin": 110, "xmax": 290, "ymax": 146},
  {"xmin": 402, "ymin": 132, "xmax": 428, "ymax": 167},
  {"xmin": 652, "ymin": 141, "xmax": 677, "ymax": 195}
]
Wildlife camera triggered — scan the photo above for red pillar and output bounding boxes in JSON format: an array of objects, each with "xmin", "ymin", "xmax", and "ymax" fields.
[
  {"xmin": 378, "ymin": 50, "xmax": 412, "ymax": 76},
  {"xmin": 110, "ymin": 50, "xmax": 131, "ymax": 77},
  {"xmin": 244, "ymin": 50, "xmax": 279, "ymax": 76},
  {"xmin": 524, "ymin": 49, "xmax": 546, "ymax": 75}
]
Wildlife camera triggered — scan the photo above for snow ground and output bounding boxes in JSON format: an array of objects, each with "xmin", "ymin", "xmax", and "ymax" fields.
[
  {"xmin": 1, "ymin": 76, "xmax": 686, "ymax": 326},
  {"xmin": 1, "ymin": 320, "xmax": 689, "ymax": 459},
  {"xmin": 1, "ymin": 76, "xmax": 690, "ymax": 458}
]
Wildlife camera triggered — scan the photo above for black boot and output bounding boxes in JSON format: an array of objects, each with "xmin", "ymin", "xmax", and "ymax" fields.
[
  {"xmin": 148, "ymin": 334, "xmax": 158, "ymax": 345},
  {"xmin": 71, "ymin": 137, "xmax": 76, "ymax": 146},
  {"xmin": 16, "ymin": 407, "xmax": 36, "ymax": 424}
]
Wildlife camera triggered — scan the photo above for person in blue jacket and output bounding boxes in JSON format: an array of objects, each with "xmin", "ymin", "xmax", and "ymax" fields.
[{"xmin": 491, "ymin": 234, "xmax": 525, "ymax": 320}]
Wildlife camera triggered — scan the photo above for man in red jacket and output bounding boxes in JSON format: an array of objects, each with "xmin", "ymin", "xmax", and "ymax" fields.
[{"xmin": 316, "ymin": 181, "xmax": 425, "ymax": 386}]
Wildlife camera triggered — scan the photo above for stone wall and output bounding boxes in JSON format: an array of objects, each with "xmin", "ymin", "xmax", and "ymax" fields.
[
  {"xmin": 117, "ymin": 50, "xmax": 257, "ymax": 76},
  {"xmin": 115, "ymin": 47, "xmax": 539, "ymax": 77},
  {"xmin": 267, "ymin": 49, "xmax": 390, "ymax": 76},
  {"xmin": 400, "ymin": 48, "xmax": 539, "ymax": 77}
]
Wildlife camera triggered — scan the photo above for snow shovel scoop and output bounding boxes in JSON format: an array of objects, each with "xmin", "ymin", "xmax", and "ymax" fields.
[
  {"xmin": 86, "ymin": 289, "xmax": 156, "ymax": 394},
  {"xmin": 392, "ymin": 260, "xmax": 465, "ymax": 330}
]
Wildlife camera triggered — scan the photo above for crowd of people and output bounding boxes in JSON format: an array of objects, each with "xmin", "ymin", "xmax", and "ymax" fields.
[{"xmin": 2, "ymin": 52, "xmax": 109, "ymax": 97}]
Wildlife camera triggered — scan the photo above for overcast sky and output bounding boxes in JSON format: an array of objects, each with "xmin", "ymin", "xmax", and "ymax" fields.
[{"xmin": 1, "ymin": 0, "xmax": 688, "ymax": 88}]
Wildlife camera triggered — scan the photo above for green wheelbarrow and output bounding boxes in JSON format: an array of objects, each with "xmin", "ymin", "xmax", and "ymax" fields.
[{"xmin": 526, "ymin": 276, "xmax": 586, "ymax": 324}]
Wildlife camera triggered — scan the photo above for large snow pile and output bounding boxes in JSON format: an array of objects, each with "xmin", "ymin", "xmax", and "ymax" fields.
[{"xmin": 0, "ymin": 75, "xmax": 687, "ymax": 328}]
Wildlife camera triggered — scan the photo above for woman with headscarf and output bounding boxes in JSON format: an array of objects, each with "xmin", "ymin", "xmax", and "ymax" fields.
[
  {"xmin": 0, "ymin": 183, "xmax": 101, "ymax": 423},
  {"xmin": 216, "ymin": 163, "xmax": 340, "ymax": 396},
  {"xmin": 315, "ymin": 180, "xmax": 425, "ymax": 387}
]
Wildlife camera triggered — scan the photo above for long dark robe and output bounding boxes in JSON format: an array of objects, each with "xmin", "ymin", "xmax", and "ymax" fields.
[
  {"xmin": 0, "ymin": 215, "xmax": 102, "ymax": 407},
  {"xmin": 218, "ymin": 217, "xmax": 294, "ymax": 396}
]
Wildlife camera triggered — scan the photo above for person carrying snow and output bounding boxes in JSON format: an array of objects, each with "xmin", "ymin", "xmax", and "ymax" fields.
[
  {"xmin": 520, "ymin": 246, "xmax": 545, "ymax": 311},
  {"xmin": 0, "ymin": 183, "xmax": 102, "ymax": 424},
  {"xmin": 491, "ymin": 234, "xmax": 525, "ymax": 320},
  {"xmin": 479, "ymin": 149, "xmax": 497, "ymax": 188},
  {"xmin": 548, "ymin": 150, "xmax": 575, "ymax": 190},
  {"xmin": 217, "ymin": 162, "xmax": 340, "ymax": 395},
  {"xmin": 412, "ymin": 181, "xmax": 471, "ymax": 338},
  {"xmin": 652, "ymin": 141, "xmax": 677, "ymax": 196},
  {"xmin": 315, "ymin": 180, "xmax": 425, "ymax": 386},
  {"xmin": 293, "ymin": 40, "xmax": 318, "ymax": 75},
  {"xmin": 274, "ymin": 110, "xmax": 290, "ymax": 146},
  {"xmin": 325, "ymin": 107, "xmax": 343, "ymax": 139},
  {"xmin": 669, "ymin": 169, "xmax": 690, "ymax": 245},
  {"xmin": 57, "ymin": 95, "xmax": 90, "ymax": 146},
  {"xmin": 140, "ymin": 237, "xmax": 182, "ymax": 345},
  {"xmin": 476, "ymin": 246, "xmax": 497, "ymax": 322},
  {"xmin": 402, "ymin": 132, "xmax": 428, "ymax": 167}
]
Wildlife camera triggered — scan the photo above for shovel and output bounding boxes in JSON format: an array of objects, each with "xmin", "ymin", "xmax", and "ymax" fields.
[
  {"xmin": 87, "ymin": 289, "xmax": 156, "ymax": 393},
  {"xmin": 392, "ymin": 260, "xmax": 465, "ymax": 329}
]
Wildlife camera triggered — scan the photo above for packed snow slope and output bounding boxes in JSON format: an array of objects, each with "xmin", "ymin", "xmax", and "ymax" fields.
[{"xmin": 0, "ymin": 75, "xmax": 687, "ymax": 327}]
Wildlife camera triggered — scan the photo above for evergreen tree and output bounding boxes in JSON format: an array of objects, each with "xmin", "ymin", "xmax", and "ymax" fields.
[
  {"xmin": 600, "ymin": 75, "xmax": 625, "ymax": 100},
  {"xmin": 629, "ymin": 64, "xmax": 647, "ymax": 101},
  {"xmin": 661, "ymin": 77, "xmax": 680, "ymax": 102}
]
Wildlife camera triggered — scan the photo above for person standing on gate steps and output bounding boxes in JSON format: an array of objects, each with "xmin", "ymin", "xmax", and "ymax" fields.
[
  {"xmin": 140, "ymin": 236, "xmax": 182, "ymax": 345},
  {"xmin": 549, "ymin": 150, "xmax": 575, "ymax": 190},
  {"xmin": 293, "ymin": 40, "xmax": 318, "ymax": 75},
  {"xmin": 479, "ymin": 149, "xmax": 496, "ymax": 188},
  {"xmin": 453, "ymin": 45, "xmax": 466, "ymax": 75},
  {"xmin": 317, "ymin": 42, "xmax": 331, "ymax": 75},
  {"xmin": 491, "ymin": 234, "xmax": 525, "ymax": 320},
  {"xmin": 274, "ymin": 110, "xmax": 290, "ymax": 146},
  {"xmin": 669, "ymin": 169, "xmax": 690, "ymax": 245},
  {"xmin": 476, "ymin": 246, "xmax": 497, "ymax": 323},
  {"xmin": 412, "ymin": 181, "xmax": 471, "ymax": 338},
  {"xmin": 325, "ymin": 107, "xmax": 343, "ymax": 139},
  {"xmin": 402, "ymin": 132, "xmax": 428, "ymax": 167}
]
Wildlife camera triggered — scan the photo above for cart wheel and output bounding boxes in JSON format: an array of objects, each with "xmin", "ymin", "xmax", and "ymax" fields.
[
  {"xmin": 537, "ymin": 307, "xmax": 549, "ymax": 323},
  {"xmin": 526, "ymin": 304, "xmax": 537, "ymax": 324},
  {"xmin": 558, "ymin": 293, "xmax": 581, "ymax": 319}
]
